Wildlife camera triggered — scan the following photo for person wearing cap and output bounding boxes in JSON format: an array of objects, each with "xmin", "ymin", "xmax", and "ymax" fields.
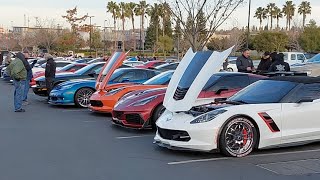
[
  {"xmin": 236, "ymin": 48, "xmax": 255, "ymax": 73},
  {"xmin": 45, "ymin": 54, "xmax": 56, "ymax": 99},
  {"xmin": 6, "ymin": 53, "xmax": 27, "ymax": 112},
  {"xmin": 257, "ymin": 51, "xmax": 272, "ymax": 72}
]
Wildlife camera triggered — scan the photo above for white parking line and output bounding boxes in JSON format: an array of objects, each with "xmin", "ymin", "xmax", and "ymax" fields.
[
  {"xmin": 167, "ymin": 148, "xmax": 320, "ymax": 165},
  {"xmin": 115, "ymin": 135, "xmax": 154, "ymax": 139},
  {"xmin": 83, "ymin": 121, "xmax": 98, "ymax": 123}
]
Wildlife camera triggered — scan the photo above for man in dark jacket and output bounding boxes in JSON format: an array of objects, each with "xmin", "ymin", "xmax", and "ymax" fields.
[
  {"xmin": 268, "ymin": 53, "xmax": 290, "ymax": 72},
  {"xmin": 45, "ymin": 54, "xmax": 56, "ymax": 98},
  {"xmin": 236, "ymin": 49, "xmax": 255, "ymax": 73},
  {"xmin": 16, "ymin": 50, "xmax": 32, "ymax": 105},
  {"xmin": 257, "ymin": 51, "xmax": 272, "ymax": 72}
]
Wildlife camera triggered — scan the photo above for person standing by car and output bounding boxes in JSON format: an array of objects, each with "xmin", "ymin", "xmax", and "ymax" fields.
[
  {"xmin": 0, "ymin": 52, "xmax": 3, "ymax": 65},
  {"xmin": 16, "ymin": 50, "xmax": 32, "ymax": 105},
  {"xmin": 222, "ymin": 58, "xmax": 229, "ymax": 71},
  {"xmin": 6, "ymin": 54, "xmax": 27, "ymax": 112},
  {"xmin": 268, "ymin": 53, "xmax": 290, "ymax": 72},
  {"xmin": 257, "ymin": 51, "xmax": 272, "ymax": 72},
  {"xmin": 45, "ymin": 54, "xmax": 56, "ymax": 100},
  {"xmin": 236, "ymin": 49, "xmax": 255, "ymax": 73}
]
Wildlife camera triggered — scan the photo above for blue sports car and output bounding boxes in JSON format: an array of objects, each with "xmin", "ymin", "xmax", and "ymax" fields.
[{"xmin": 49, "ymin": 68, "xmax": 160, "ymax": 107}]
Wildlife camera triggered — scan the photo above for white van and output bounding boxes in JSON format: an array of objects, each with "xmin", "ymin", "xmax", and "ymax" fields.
[{"xmin": 281, "ymin": 52, "xmax": 307, "ymax": 65}]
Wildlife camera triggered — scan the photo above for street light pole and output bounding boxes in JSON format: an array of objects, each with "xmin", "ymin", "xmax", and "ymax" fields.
[
  {"xmin": 104, "ymin": 20, "xmax": 107, "ymax": 56},
  {"xmin": 88, "ymin": 15, "xmax": 95, "ymax": 56},
  {"xmin": 246, "ymin": 0, "xmax": 251, "ymax": 49}
]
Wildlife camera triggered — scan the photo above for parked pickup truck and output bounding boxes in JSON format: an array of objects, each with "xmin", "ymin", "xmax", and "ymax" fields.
[{"xmin": 281, "ymin": 52, "xmax": 307, "ymax": 65}]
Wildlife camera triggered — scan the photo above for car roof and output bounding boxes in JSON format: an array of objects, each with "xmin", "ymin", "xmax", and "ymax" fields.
[
  {"xmin": 268, "ymin": 76, "xmax": 320, "ymax": 84},
  {"xmin": 213, "ymin": 72, "xmax": 263, "ymax": 77}
]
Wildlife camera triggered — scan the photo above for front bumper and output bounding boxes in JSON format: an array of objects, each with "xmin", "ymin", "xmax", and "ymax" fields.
[
  {"xmin": 154, "ymin": 111, "xmax": 220, "ymax": 152},
  {"xmin": 48, "ymin": 89, "xmax": 75, "ymax": 106},
  {"xmin": 32, "ymin": 85, "xmax": 48, "ymax": 96},
  {"xmin": 111, "ymin": 110, "xmax": 152, "ymax": 129},
  {"xmin": 88, "ymin": 92, "xmax": 115, "ymax": 113}
]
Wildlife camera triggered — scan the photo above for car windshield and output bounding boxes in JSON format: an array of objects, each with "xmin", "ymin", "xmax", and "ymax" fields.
[
  {"xmin": 229, "ymin": 80, "xmax": 298, "ymax": 104},
  {"xmin": 202, "ymin": 75, "xmax": 221, "ymax": 90},
  {"xmin": 143, "ymin": 71, "xmax": 174, "ymax": 85},
  {"xmin": 109, "ymin": 69, "xmax": 124, "ymax": 81},
  {"xmin": 307, "ymin": 54, "xmax": 320, "ymax": 63},
  {"xmin": 74, "ymin": 63, "xmax": 99, "ymax": 75},
  {"xmin": 59, "ymin": 64, "xmax": 74, "ymax": 71}
]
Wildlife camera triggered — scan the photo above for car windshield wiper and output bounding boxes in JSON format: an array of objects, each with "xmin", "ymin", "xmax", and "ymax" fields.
[{"xmin": 223, "ymin": 100, "xmax": 248, "ymax": 105}]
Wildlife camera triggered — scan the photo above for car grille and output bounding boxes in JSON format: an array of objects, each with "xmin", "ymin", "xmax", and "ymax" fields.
[
  {"xmin": 36, "ymin": 81, "xmax": 46, "ymax": 87},
  {"xmin": 113, "ymin": 111, "xmax": 124, "ymax": 119},
  {"xmin": 125, "ymin": 114, "xmax": 144, "ymax": 125},
  {"xmin": 157, "ymin": 127, "xmax": 190, "ymax": 142},
  {"xmin": 173, "ymin": 87, "xmax": 188, "ymax": 100},
  {"xmin": 90, "ymin": 100, "xmax": 103, "ymax": 107}
]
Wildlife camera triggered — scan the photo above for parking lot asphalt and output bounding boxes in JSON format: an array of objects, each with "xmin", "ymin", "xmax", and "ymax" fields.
[{"xmin": 1, "ymin": 80, "xmax": 320, "ymax": 180}]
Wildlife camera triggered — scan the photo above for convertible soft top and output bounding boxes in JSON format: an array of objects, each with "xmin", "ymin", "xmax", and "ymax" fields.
[{"xmin": 268, "ymin": 76, "xmax": 320, "ymax": 84}]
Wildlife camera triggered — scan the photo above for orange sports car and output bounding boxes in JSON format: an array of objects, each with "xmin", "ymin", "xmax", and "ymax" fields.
[{"xmin": 89, "ymin": 70, "xmax": 174, "ymax": 113}]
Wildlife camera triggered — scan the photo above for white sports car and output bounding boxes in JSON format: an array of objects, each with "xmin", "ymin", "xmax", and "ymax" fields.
[{"xmin": 154, "ymin": 47, "xmax": 320, "ymax": 157}]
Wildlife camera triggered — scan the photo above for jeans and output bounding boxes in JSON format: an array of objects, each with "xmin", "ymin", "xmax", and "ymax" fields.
[
  {"xmin": 23, "ymin": 70, "xmax": 32, "ymax": 101},
  {"xmin": 13, "ymin": 79, "xmax": 26, "ymax": 111}
]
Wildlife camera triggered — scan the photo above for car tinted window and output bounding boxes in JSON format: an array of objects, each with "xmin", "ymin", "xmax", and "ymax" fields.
[
  {"xmin": 229, "ymin": 80, "xmax": 298, "ymax": 104},
  {"xmin": 283, "ymin": 53, "xmax": 288, "ymax": 61},
  {"xmin": 135, "ymin": 70, "xmax": 148, "ymax": 80},
  {"xmin": 307, "ymin": 54, "xmax": 320, "ymax": 63},
  {"xmin": 284, "ymin": 83, "xmax": 320, "ymax": 103},
  {"xmin": 56, "ymin": 62, "xmax": 69, "ymax": 67},
  {"xmin": 291, "ymin": 54, "xmax": 296, "ymax": 61},
  {"xmin": 297, "ymin": 54, "xmax": 305, "ymax": 61},
  {"xmin": 143, "ymin": 71, "xmax": 174, "ymax": 85},
  {"xmin": 209, "ymin": 75, "xmax": 250, "ymax": 91},
  {"xmin": 249, "ymin": 76, "xmax": 264, "ymax": 84}
]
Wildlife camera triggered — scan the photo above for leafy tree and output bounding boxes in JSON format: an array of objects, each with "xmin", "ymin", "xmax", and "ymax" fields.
[
  {"xmin": 160, "ymin": 2, "xmax": 172, "ymax": 37},
  {"xmin": 299, "ymin": 20, "xmax": 320, "ymax": 52},
  {"xmin": 118, "ymin": 2, "xmax": 130, "ymax": 51},
  {"xmin": 283, "ymin": 1, "xmax": 296, "ymax": 31},
  {"xmin": 274, "ymin": 7, "xmax": 283, "ymax": 29},
  {"xmin": 253, "ymin": 31, "xmax": 289, "ymax": 52},
  {"xmin": 298, "ymin": 1, "xmax": 312, "ymax": 28},
  {"xmin": 157, "ymin": 35, "xmax": 173, "ymax": 58},
  {"xmin": 62, "ymin": 7, "xmax": 88, "ymax": 33}
]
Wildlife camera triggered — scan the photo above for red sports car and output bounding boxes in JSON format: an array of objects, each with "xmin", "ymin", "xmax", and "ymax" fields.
[
  {"xmin": 135, "ymin": 60, "xmax": 166, "ymax": 69},
  {"xmin": 30, "ymin": 63, "xmax": 87, "ymax": 86},
  {"xmin": 112, "ymin": 72, "xmax": 266, "ymax": 129}
]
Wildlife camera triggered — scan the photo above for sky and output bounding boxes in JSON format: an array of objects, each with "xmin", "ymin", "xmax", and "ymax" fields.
[{"xmin": 0, "ymin": 0, "xmax": 319, "ymax": 31}]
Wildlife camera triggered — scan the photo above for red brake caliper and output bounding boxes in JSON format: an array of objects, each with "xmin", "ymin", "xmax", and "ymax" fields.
[{"xmin": 242, "ymin": 128, "xmax": 248, "ymax": 145}]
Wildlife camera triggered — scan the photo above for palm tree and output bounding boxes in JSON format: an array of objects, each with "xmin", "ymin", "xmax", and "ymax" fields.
[
  {"xmin": 126, "ymin": 2, "xmax": 137, "ymax": 51},
  {"xmin": 107, "ymin": 1, "xmax": 120, "ymax": 50},
  {"xmin": 160, "ymin": 2, "xmax": 171, "ymax": 37},
  {"xmin": 118, "ymin": 2, "xmax": 129, "ymax": 51},
  {"xmin": 254, "ymin": 7, "xmax": 266, "ymax": 30},
  {"xmin": 135, "ymin": 0, "xmax": 150, "ymax": 53},
  {"xmin": 266, "ymin": 3, "xmax": 276, "ymax": 30},
  {"xmin": 274, "ymin": 7, "xmax": 283, "ymax": 29},
  {"xmin": 298, "ymin": 1, "xmax": 312, "ymax": 27},
  {"xmin": 283, "ymin": 1, "xmax": 296, "ymax": 31}
]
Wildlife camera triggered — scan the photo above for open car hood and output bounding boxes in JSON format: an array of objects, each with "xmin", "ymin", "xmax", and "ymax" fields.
[
  {"xmin": 96, "ymin": 51, "xmax": 128, "ymax": 90},
  {"xmin": 163, "ymin": 47, "xmax": 234, "ymax": 112}
]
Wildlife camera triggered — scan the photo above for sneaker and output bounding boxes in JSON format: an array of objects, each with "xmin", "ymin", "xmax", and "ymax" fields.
[
  {"xmin": 22, "ymin": 101, "xmax": 29, "ymax": 106},
  {"xmin": 15, "ymin": 109, "xmax": 26, "ymax": 112}
]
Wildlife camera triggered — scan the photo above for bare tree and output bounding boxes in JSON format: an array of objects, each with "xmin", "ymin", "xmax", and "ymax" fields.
[
  {"xmin": 15, "ymin": 32, "xmax": 36, "ymax": 51},
  {"xmin": 170, "ymin": 0, "xmax": 244, "ymax": 51},
  {"xmin": 33, "ymin": 19, "xmax": 59, "ymax": 53}
]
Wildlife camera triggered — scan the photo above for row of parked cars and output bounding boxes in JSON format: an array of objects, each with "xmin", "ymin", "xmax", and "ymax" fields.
[{"xmin": 2, "ymin": 49, "xmax": 320, "ymax": 157}]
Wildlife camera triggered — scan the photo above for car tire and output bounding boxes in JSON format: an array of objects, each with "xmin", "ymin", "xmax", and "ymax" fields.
[
  {"xmin": 74, "ymin": 88, "xmax": 94, "ymax": 108},
  {"xmin": 151, "ymin": 104, "xmax": 165, "ymax": 129},
  {"xmin": 227, "ymin": 68, "xmax": 233, "ymax": 72},
  {"xmin": 219, "ymin": 117, "xmax": 257, "ymax": 157}
]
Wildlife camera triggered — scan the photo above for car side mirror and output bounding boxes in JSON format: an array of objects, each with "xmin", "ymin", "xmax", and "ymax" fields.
[
  {"xmin": 215, "ymin": 88, "xmax": 228, "ymax": 95},
  {"xmin": 88, "ymin": 72, "xmax": 96, "ymax": 77},
  {"xmin": 297, "ymin": 98, "xmax": 313, "ymax": 103}
]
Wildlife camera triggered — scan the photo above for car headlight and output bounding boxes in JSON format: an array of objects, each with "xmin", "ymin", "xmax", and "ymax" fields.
[
  {"xmin": 105, "ymin": 87, "xmax": 124, "ymax": 96},
  {"xmin": 59, "ymin": 85, "xmax": 73, "ymax": 90},
  {"xmin": 131, "ymin": 95, "xmax": 158, "ymax": 106},
  {"xmin": 190, "ymin": 109, "xmax": 227, "ymax": 124}
]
